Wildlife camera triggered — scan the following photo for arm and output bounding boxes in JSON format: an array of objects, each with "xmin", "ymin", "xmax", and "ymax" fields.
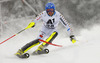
[
  {"xmin": 25, "ymin": 12, "xmax": 44, "ymax": 29},
  {"xmin": 59, "ymin": 14, "xmax": 76, "ymax": 43}
]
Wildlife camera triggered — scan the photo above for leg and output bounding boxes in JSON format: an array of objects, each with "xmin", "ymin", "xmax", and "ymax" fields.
[
  {"xmin": 15, "ymin": 39, "xmax": 40, "ymax": 56},
  {"xmin": 15, "ymin": 26, "xmax": 48, "ymax": 56},
  {"xmin": 33, "ymin": 31, "xmax": 58, "ymax": 54}
]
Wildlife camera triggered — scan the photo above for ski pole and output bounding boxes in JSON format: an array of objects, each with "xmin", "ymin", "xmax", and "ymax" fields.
[
  {"xmin": 0, "ymin": 29, "xmax": 26, "ymax": 45},
  {"xmin": 0, "ymin": 22, "xmax": 35, "ymax": 45},
  {"xmin": 39, "ymin": 39, "xmax": 63, "ymax": 47}
]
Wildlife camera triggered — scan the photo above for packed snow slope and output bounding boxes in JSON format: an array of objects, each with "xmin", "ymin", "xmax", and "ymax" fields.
[{"xmin": 0, "ymin": 24, "xmax": 100, "ymax": 63}]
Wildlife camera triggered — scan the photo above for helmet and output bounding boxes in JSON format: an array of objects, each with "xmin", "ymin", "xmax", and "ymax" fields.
[
  {"xmin": 45, "ymin": 2, "xmax": 55, "ymax": 14},
  {"xmin": 45, "ymin": 2, "xmax": 55, "ymax": 10}
]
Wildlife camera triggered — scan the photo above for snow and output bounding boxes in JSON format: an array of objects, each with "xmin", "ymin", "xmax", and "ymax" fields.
[{"xmin": 0, "ymin": 24, "xmax": 100, "ymax": 63}]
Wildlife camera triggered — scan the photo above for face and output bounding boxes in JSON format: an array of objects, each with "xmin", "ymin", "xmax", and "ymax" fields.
[{"xmin": 47, "ymin": 9, "xmax": 54, "ymax": 16}]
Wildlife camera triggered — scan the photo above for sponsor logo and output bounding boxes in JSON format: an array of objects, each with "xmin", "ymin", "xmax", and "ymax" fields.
[
  {"xmin": 39, "ymin": 35, "xmax": 43, "ymax": 38},
  {"xmin": 67, "ymin": 28, "xmax": 70, "ymax": 31}
]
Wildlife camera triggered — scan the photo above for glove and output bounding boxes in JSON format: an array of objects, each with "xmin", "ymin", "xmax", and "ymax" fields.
[
  {"xmin": 25, "ymin": 22, "xmax": 35, "ymax": 29},
  {"xmin": 70, "ymin": 35, "xmax": 76, "ymax": 43}
]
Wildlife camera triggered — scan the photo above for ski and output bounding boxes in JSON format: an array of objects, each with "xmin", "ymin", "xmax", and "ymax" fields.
[
  {"xmin": 16, "ymin": 53, "xmax": 30, "ymax": 58},
  {"xmin": 33, "ymin": 49, "xmax": 49, "ymax": 55}
]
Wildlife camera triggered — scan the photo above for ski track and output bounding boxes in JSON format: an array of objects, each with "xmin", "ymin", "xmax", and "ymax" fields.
[{"xmin": 0, "ymin": 25, "xmax": 100, "ymax": 63}]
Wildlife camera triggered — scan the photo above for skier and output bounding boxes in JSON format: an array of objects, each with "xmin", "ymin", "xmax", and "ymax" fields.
[{"xmin": 15, "ymin": 2, "xmax": 76, "ymax": 58}]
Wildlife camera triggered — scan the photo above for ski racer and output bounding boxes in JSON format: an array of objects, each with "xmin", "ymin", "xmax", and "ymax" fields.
[{"xmin": 15, "ymin": 2, "xmax": 76, "ymax": 58}]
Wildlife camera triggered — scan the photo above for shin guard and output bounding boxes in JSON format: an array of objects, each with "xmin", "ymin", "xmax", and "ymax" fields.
[{"xmin": 21, "ymin": 39, "xmax": 40, "ymax": 53}]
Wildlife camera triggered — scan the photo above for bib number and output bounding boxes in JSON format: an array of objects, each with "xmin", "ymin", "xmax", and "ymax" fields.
[{"xmin": 46, "ymin": 19, "xmax": 55, "ymax": 28}]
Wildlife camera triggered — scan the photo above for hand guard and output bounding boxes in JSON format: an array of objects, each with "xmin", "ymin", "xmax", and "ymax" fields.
[
  {"xmin": 70, "ymin": 35, "xmax": 76, "ymax": 43},
  {"xmin": 25, "ymin": 22, "xmax": 35, "ymax": 29}
]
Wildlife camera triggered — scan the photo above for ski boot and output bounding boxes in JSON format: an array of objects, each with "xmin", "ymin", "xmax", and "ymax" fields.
[
  {"xmin": 33, "ymin": 45, "xmax": 49, "ymax": 55},
  {"xmin": 33, "ymin": 49, "xmax": 49, "ymax": 55},
  {"xmin": 15, "ymin": 49, "xmax": 30, "ymax": 58}
]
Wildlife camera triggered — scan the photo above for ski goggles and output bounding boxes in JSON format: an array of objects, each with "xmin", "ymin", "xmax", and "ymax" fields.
[{"xmin": 46, "ymin": 9, "xmax": 54, "ymax": 12}]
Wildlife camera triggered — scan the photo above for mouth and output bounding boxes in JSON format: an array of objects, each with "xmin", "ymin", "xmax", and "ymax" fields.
[{"xmin": 47, "ymin": 12, "xmax": 54, "ymax": 16}]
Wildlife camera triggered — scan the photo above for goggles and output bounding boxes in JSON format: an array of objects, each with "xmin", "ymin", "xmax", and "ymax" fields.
[{"xmin": 46, "ymin": 9, "xmax": 54, "ymax": 12}]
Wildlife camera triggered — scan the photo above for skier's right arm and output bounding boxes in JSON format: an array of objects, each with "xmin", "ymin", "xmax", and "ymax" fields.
[
  {"xmin": 25, "ymin": 12, "xmax": 44, "ymax": 29},
  {"xmin": 25, "ymin": 22, "xmax": 35, "ymax": 29},
  {"xmin": 59, "ymin": 12, "xmax": 76, "ymax": 43}
]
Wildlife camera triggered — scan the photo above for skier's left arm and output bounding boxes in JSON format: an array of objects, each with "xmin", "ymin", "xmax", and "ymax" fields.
[{"xmin": 59, "ymin": 14, "xmax": 76, "ymax": 43}]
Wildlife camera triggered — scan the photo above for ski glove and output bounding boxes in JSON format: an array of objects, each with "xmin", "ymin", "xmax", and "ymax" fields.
[
  {"xmin": 70, "ymin": 35, "xmax": 76, "ymax": 43},
  {"xmin": 25, "ymin": 22, "xmax": 35, "ymax": 29}
]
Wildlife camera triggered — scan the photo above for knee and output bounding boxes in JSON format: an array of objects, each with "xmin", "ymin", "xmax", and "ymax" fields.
[{"xmin": 46, "ymin": 31, "xmax": 58, "ymax": 42}]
